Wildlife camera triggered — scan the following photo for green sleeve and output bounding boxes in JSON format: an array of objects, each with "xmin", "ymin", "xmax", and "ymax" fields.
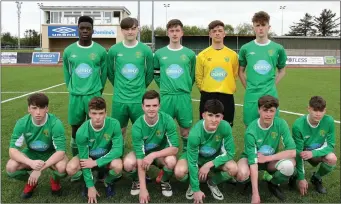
[
  {"xmin": 153, "ymin": 52, "xmax": 160, "ymax": 87},
  {"xmin": 145, "ymin": 47, "xmax": 154, "ymax": 88},
  {"xmin": 9, "ymin": 120, "xmax": 25, "ymax": 149},
  {"xmin": 51, "ymin": 119, "xmax": 66, "ymax": 152},
  {"xmin": 107, "ymin": 48, "xmax": 115, "ymax": 87},
  {"xmin": 96, "ymin": 122, "xmax": 123, "ymax": 167},
  {"xmin": 165, "ymin": 117, "xmax": 179, "ymax": 148},
  {"xmin": 277, "ymin": 45, "xmax": 287, "ymax": 69},
  {"xmin": 292, "ymin": 124, "xmax": 305, "ymax": 180},
  {"xmin": 213, "ymin": 124, "xmax": 235, "ymax": 167},
  {"xmin": 244, "ymin": 131, "xmax": 257, "ymax": 165},
  {"xmin": 131, "ymin": 124, "xmax": 145, "ymax": 159},
  {"xmin": 63, "ymin": 49, "xmax": 71, "ymax": 87},
  {"xmin": 100, "ymin": 50, "xmax": 108, "ymax": 92},
  {"xmin": 187, "ymin": 128, "xmax": 201, "ymax": 192},
  {"xmin": 238, "ymin": 46, "xmax": 247, "ymax": 67},
  {"xmin": 75, "ymin": 128, "xmax": 94, "ymax": 188},
  {"xmin": 190, "ymin": 52, "xmax": 196, "ymax": 86},
  {"xmin": 281, "ymin": 120, "xmax": 296, "ymax": 150},
  {"xmin": 312, "ymin": 118, "xmax": 335, "ymax": 157}
]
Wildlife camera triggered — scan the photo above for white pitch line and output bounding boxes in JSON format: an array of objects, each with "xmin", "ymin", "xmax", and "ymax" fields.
[
  {"xmin": 2, "ymin": 91, "xmax": 340, "ymax": 124},
  {"xmin": 1, "ymin": 83, "xmax": 65, "ymax": 104}
]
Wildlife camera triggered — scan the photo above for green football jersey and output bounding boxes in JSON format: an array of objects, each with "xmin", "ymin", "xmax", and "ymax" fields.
[
  {"xmin": 63, "ymin": 41, "xmax": 108, "ymax": 95},
  {"xmin": 187, "ymin": 120, "xmax": 235, "ymax": 192},
  {"xmin": 292, "ymin": 114, "xmax": 335, "ymax": 180},
  {"xmin": 153, "ymin": 46, "xmax": 196, "ymax": 95},
  {"xmin": 242, "ymin": 117, "xmax": 296, "ymax": 165},
  {"xmin": 132, "ymin": 111, "xmax": 179, "ymax": 159},
  {"xmin": 10, "ymin": 113, "xmax": 66, "ymax": 152},
  {"xmin": 107, "ymin": 41, "xmax": 154, "ymax": 103},
  {"xmin": 76, "ymin": 117, "xmax": 123, "ymax": 188},
  {"xmin": 238, "ymin": 40, "xmax": 287, "ymax": 102}
]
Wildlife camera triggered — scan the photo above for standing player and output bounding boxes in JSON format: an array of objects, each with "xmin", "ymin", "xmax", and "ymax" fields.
[
  {"xmin": 107, "ymin": 17, "xmax": 154, "ymax": 138},
  {"xmin": 195, "ymin": 20, "xmax": 239, "ymax": 127},
  {"xmin": 6, "ymin": 93, "xmax": 68, "ymax": 199},
  {"xmin": 238, "ymin": 11, "xmax": 287, "ymax": 127},
  {"xmin": 289, "ymin": 96, "xmax": 337, "ymax": 195},
  {"xmin": 174, "ymin": 99, "xmax": 237, "ymax": 202},
  {"xmin": 123, "ymin": 90, "xmax": 179, "ymax": 202},
  {"xmin": 236, "ymin": 95, "xmax": 296, "ymax": 202},
  {"xmin": 153, "ymin": 19, "xmax": 196, "ymax": 160},
  {"xmin": 66, "ymin": 97, "xmax": 123, "ymax": 202},
  {"xmin": 63, "ymin": 15, "xmax": 108, "ymax": 178}
]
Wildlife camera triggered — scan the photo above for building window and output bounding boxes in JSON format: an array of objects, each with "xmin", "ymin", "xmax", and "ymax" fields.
[
  {"xmin": 51, "ymin": 11, "xmax": 62, "ymax": 24},
  {"xmin": 103, "ymin": 11, "xmax": 112, "ymax": 24}
]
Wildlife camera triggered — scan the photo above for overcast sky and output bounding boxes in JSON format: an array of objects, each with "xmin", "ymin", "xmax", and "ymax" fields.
[{"xmin": 1, "ymin": 1, "xmax": 340, "ymax": 37}]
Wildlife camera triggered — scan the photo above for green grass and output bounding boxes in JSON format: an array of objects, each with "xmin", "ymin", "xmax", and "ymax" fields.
[{"xmin": 1, "ymin": 66, "xmax": 340, "ymax": 203}]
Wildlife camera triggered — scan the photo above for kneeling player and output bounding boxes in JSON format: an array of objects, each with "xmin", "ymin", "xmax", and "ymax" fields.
[
  {"xmin": 123, "ymin": 90, "xmax": 179, "ymax": 203},
  {"xmin": 6, "ymin": 93, "xmax": 68, "ymax": 199},
  {"xmin": 289, "ymin": 96, "xmax": 337, "ymax": 195},
  {"xmin": 174, "ymin": 99, "xmax": 238, "ymax": 203},
  {"xmin": 66, "ymin": 97, "xmax": 123, "ymax": 203},
  {"xmin": 236, "ymin": 95, "xmax": 296, "ymax": 203}
]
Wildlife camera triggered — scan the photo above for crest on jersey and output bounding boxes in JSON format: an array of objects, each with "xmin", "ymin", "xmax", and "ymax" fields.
[
  {"xmin": 43, "ymin": 129, "xmax": 49, "ymax": 137},
  {"xmin": 215, "ymin": 135, "xmax": 221, "ymax": 142},
  {"xmin": 268, "ymin": 49, "xmax": 274, "ymax": 56},
  {"xmin": 156, "ymin": 130, "xmax": 162, "ymax": 137},
  {"xmin": 180, "ymin": 54, "xmax": 187, "ymax": 61},
  {"xmin": 224, "ymin": 57, "xmax": 230, "ymax": 62},
  {"xmin": 320, "ymin": 130, "xmax": 326, "ymax": 137},
  {"xmin": 89, "ymin": 53, "xmax": 96, "ymax": 60},
  {"xmin": 136, "ymin": 51, "xmax": 142, "ymax": 58},
  {"xmin": 103, "ymin": 133, "xmax": 110, "ymax": 141},
  {"xmin": 271, "ymin": 132, "xmax": 278, "ymax": 139}
]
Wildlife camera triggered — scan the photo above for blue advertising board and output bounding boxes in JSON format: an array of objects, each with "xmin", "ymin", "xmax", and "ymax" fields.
[
  {"xmin": 48, "ymin": 25, "xmax": 78, "ymax": 38},
  {"xmin": 32, "ymin": 52, "xmax": 60, "ymax": 64}
]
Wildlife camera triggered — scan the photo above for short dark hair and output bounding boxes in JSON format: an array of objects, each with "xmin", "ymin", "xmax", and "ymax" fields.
[
  {"xmin": 27, "ymin": 93, "xmax": 49, "ymax": 108},
  {"xmin": 142, "ymin": 90, "xmax": 160, "ymax": 104},
  {"xmin": 309, "ymin": 96, "xmax": 326, "ymax": 111},
  {"xmin": 208, "ymin": 20, "xmax": 224, "ymax": 30},
  {"xmin": 78, "ymin": 15, "xmax": 94, "ymax": 27},
  {"xmin": 252, "ymin": 11, "xmax": 270, "ymax": 24},
  {"xmin": 89, "ymin": 97, "xmax": 106, "ymax": 111},
  {"xmin": 167, "ymin": 19, "xmax": 183, "ymax": 30},
  {"xmin": 258, "ymin": 95, "xmax": 279, "ymax": 109},
  {"xmin": 120, "ymin": 17, "xmax": 139, "ymax": 29},
  {"xmin": 204, "ymin": 99, "xmax": 224, "ymax": 114}
]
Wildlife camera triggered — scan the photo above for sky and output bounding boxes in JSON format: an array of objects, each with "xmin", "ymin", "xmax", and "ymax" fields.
[{"xmin": 1, "ymin": 0, "xmax": 340, "ymax": 37}]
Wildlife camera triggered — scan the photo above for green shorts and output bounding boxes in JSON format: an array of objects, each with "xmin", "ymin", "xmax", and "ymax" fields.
[
  {"xmin": 243, "ymin": 101, "xmax": 279, "ymax": 126},
  {"xmin": 160, "ymin": 94, "xmax": 193, "ymax": 128},
  {"xmin": 22, "ymin": 148, "xmax": 54, "ymax": 162},
  {"xmin": 68, "ymin": 92, "xmax": 101, "ymax": 125},
  {"xmin": 111, "ymin": 102, "xmax": 143, "ymax": 128}
]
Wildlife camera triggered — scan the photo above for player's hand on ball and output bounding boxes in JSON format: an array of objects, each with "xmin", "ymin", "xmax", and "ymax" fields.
[
  {"xmin": 298, "ymin": 179, "xmax": 308, "ymax": 196},
  {"xmin": 251, "ymin": 193, "xmax": 260, "ymax": 204},
  {"xmin": 193, "ymin": 191, "xmax": 205, "ymax": 203},
  {"xmin": 30, "ymin": 160, "xmax": 45, "ymax": 170},
  {"xmin": 199, "ymin": 164, "xmax": 210, "ymax": 181},
  {"xmin": 142, "ymin": 153, "xmax": 154, "ymax": 171},
  {"xmin": 139, "ymin": 189, "xmax": 150, "ymax": 203},
  {"xmin": 80, "ymin": 158, "xmax": 97, "ymax": 169},
  {"xmin": 300, "ymin": 151, "xmax": 313, "ymax": 160},
  {"xmin": 28, "ymin": 170, "xmax": 41, "ymax": 186},
  {"xmin": 257, "ymin": 153, "xmax": 269, "ymax": 163},
  {"xmin": 88, "ymin": 187, "xmax": 100, "ymax": 203}
]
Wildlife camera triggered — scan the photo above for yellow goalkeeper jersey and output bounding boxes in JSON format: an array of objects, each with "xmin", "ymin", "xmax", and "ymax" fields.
[{"xmin": 195, "ymin": 46, "xmax": 239, "ymax": 94}]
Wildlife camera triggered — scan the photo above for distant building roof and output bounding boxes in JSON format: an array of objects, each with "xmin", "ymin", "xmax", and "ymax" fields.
[
  {"xmin": 273, "ymin": 36, "xmax": 340, "ymax": 39},
  {"xmin": 40, "ymin": 6, "xmax": 131, "ymax": 15}
]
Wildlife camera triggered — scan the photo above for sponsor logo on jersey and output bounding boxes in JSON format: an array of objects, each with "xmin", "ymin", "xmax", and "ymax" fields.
[
  {"xmin": 210, "ymin": 67, "xmax": 227, "ymax": 82},
  {"xmin": 121, "ymin": 63, "xmax": 139, "ymax": 80},
  {"xmin": 43, "ymin": 129, "xmax": 49, "ymax": 137},
  {"xmin": 253, "ymin": 60, "xmax": 271, "ymax": 75},
  {"xmin": 136, "ymin": 51, "xmax": 142, "ymax": 58},
  {"xmin": 162, "ymin": 56, "xmax": 168, "ymax": 60},
  {"xmin": 199, "ymin": 146, "xmax": 217, "ymax": 157},
  {"xmin": 29, "ymin": 140, "xmax": 49, "ymax": 151},
  {"xmin": 144, "ymin": 143, "xmax": 158, "ymax": 152},
  {"xmin": 305, "ymin": 143, "xmax": 322, "ymax": 151},
  {"xmin": 90, "ymin": 148, "xmax": 108, "ymax": 158},
  {"xmin": 258, "ymin": 145, "xmax": 275, "ymax": 156},
  {"xmin": 166, "ymin": 64, "xmax": 184, "ymax": 79},
  {"xmin": 117, "ymin": 53, "xmax": 123, "ymax": 57},
  {"xmin": 320, "ymin": 130, "xmax": 326, "ymax": 137},
  {"xmin": 103, "ymin": 133, "xmax": 111, "ymax": 141},
  {"xmin": 180, "ymin": 54, "xmax": 187, "ymax": 61},
  {"xmin": 89, "ymin": 53, "xmax": 96, "ymax": 60},
  {"xmin": 271, "ymin": 132, "xmax": 278, "ymax": 139},
  {"xmin": 75, "ymin": 63, "xmax": 93, "ymax": 78},
  {"xmin": 268, "ymin": 49, "xmax": 274, "ymax": 56},
  {"xmin": 224, "ymin": 57, "xmax": 230, "ymax": 62}
]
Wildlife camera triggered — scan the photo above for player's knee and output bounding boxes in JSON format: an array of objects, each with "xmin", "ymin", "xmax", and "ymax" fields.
[
  {"xmin": 325, "ymin": 153, "xmax": 337, "ymax": 165},
  {"xmin": 236, "ymin": 167, "xmax": 250, "ymax": 182},
  {"xmin": 123, "ymin": 158, "xmax": 136, "ymax": 172},
  {"xmin": 180, "ymin": 128, "xmax": 189, "ymax": 138},
  {"xmin": 164, "ymin": 156, "xmax": 177, "ymax": 170},
  {"xmin": 66, "ymin": 161, "xmax": 80, "ymax": 176},
  {"xmin": 276, "ymin": 159, "xmax": 295, "ymax": 176},
  {"xmin": 174, "ymin": 164, "xmax": 188, "ymax": 179},
  {"xmin": 110, "ymin": 159, "xmax": 123, "ymax": 173},
  {"xmin": 223, "ymin": 161, "xmax": 238, "ymax": 176},
  {"xmin": 55, "ymin": 161, "xmax": 67, "ymax": 174},
  {"xmin": 6, "ymin": 159, "xmax": 19, "ymax": 173}
]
